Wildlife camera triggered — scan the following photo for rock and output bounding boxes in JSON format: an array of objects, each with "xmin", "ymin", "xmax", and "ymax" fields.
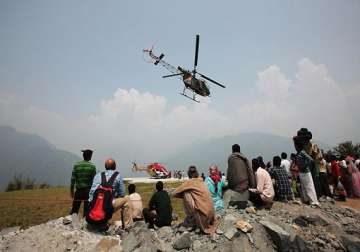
[
  {"xmin": 341, "ymin": 216, "xmax": 354, "ymax": 225},
  {"xmin": 0, "ymin": 226, "xmax": 20, "ymax": 236},
  {"xmin": 157, "ymin": 226, "xmax": 172, "ymax": 240},
  {"xmin": 71, "ymin": 213, "xmax": 81, "ymax": 229},
  {"xmin": 291, "ymin": 224, "xmax": 301, "ymax": 232},
  {"xmin": 245, "ymin": 207, "xmax": 256, "ymax": 214},
  {"xmin": 328, "ymin": 233, "xmax": 336, "ymax": 240},
  {"xmin": 291, "ymin": 235, "xmax": 313, "ymax": 252},
  {"xmin": 192, "ymin": 240, "xmax": 202, "ymax": 250},
  {"xmin": 224, "ymin": 226, "xmax": 238, "ymax": 240},
  {"xmin": 176, "ymin": 225, "xmax": 187, "ymax": 233},
  {"xmin": 292, "ymin": 200, "xmax": 302, "ymax": 205},
  {"xmin": 314, "ymin": 238, "xmax": 326, "ymax": 247},
  {"xmin": 133, "ymin": 221, "xmax": 147, "ymax": 229},
  {"xmin": 109, "ymin": 245, "xmax": 123, "ymax": 252},
  {"xmin": 341, "ymin": 234, "xmax": 360, "ymax": 252},
  {"xmin": 293, "ymin": 214, "xmax": 329, "ymax": 227},
  {"xmin": 134, "ymin": 240, "xmax": 159, "ymax": 252},
  {"xmin": 122, "ymin": 232, "xmax": 140, "ymax": 252},
  {"xmin": 173, "ymin": 232, "xmax": 192, "ymax": 250},
  {"xmin": 221, "ymin": 214, "xmax": 237, "ymax": 232},
  {"xmin": 232, "ymin": 234, "xmax": 252, "ymax": 252},
  {"xmin": 63, "ymin": 216, "xmax": 72, "ymax": 225},
  {"xmin": 260, "ymin": 220, "xmax": 291, "ymax": 252},
  {"xmin": 235, "ymin": 219, "xmax": 253, "ymax": 233},
  {"xmin": 249, "ymin": 223, "xmax": 274, "ymax": 252},
  {"xmin": 216, "ymin": 229, "xmax": 224, "ymax": 235},
  {"xmin": 95, "ymin": 238, "xmax": 119, "ymax": 252}
]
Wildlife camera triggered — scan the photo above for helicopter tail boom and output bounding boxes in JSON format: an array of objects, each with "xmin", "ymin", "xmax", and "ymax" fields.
[{"xmin": 154, "ymin": 53, "xmax": 164, "ymax": 65}]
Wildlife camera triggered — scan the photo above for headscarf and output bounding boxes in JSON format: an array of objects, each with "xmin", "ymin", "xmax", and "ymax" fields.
[{"xmin": 209, "ymin": 165, "xmax": 221, "ymax": 192}]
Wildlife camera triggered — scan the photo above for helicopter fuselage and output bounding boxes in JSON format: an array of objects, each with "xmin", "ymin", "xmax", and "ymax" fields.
[{"xmin": 182, "ymin": 73, "xmax": 210, "ymax": 97}]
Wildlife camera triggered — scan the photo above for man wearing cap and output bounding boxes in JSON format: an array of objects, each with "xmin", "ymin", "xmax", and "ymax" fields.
[{"xmin": 70, "ymin": 149, "xmax": 97, "ymax": 216}]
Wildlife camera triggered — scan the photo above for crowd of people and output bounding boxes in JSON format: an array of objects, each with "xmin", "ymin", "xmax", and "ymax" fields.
[{"xmin": 69, "ymin": 128, "xmax": 360, "ymax": 235}]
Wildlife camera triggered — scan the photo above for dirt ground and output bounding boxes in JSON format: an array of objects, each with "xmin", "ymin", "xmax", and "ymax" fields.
[{"xmin": 337, "ymin": 197, "xmax": 360, "ymax": 211}]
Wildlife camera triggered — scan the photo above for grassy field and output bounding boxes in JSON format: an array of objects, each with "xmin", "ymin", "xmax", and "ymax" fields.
[{"xmin": 0, "ymin": 181, "xmax": 184, "ymax": 230}]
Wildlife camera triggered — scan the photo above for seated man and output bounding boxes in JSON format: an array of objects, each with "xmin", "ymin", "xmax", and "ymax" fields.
[
  {"xmin": 88, "ymin": 159, "xmax": 133, "ymax": 230},
  {"xmin": 142, "ymin": 181, "xmax": 172, "ymax": 229},
  {"xmin": 173, "ymin": 166, "xmax": 218, "ymax": 235},
  {"xmin": 224, "ymin": 144, "xmax": 256, "ymax": 209},
  {"xmin": 249, "ymin": 159, "xmax": 275, "ymax": 209},
  {"xmin": 269, "ymin": 156, "xmax": 293, "ymax": 202},
  {"xmin": 128, "ymin": 184, "xmax": 143, "ymax": 221}
]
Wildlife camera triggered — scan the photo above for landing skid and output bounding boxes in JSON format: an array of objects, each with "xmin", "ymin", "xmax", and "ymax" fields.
[
  {"xmin": 180, "ymin": 92, "xmax": 200, "ymax": 103},
  {"xmin": 180, "ymin": 87, "xmax": 199, "ymax": 102}
]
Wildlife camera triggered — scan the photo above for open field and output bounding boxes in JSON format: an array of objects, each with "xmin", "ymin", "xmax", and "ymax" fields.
[
  {"xmin": 0, "ymin": 180, "xmax": 184, "ymax": 230},
  {"xmin": 1, "ymin": 180, "xmax": 360, "ymax": 231}
]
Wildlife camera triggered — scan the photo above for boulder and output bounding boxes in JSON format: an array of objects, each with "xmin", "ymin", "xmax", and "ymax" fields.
[
  {"xmin": 94, "ymin": 238, "xmax": 119, "ymax": 252},
  {"xmin": 71, "ymin": 213, "xmax": 81, "ymax": 229},
  {"xmin": 0, "ymin": 226, "xmax": 20, "ymax": 236},
  {"xmin": 173, "ymin": 232, "xmax": 192, "ymax": 250},
  {"xmin": 122, "ymin": 232, "xmax": 140, "ymax": 252},
  {"xmin": 224, "ymin": 226, "xmax": 238, "ymax": 240},
  {"xmin": 293, "ymin": 214, "xmax": 329, "ymax": 227},
  {"xmin": 260, "ymin": 220, "xmax": 291, "ymax": 252},
  {"xmin": 192, "ymin": 240, "xmax": 203, "ymax": 250},
  {"xmin": 134, "ymin": 240, "xmax": 159, "ymax": 252},
  {"xmin": 157, "ymin": 226, "xmax": 173, "ymax": 240},
  {"xmin": 341, "ymin": 234, "xmax": 360, "ymax": 252}
]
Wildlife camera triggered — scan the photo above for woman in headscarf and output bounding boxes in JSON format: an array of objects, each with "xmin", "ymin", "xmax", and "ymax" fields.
[
  {"xmin": 173, "ymin": 166, "xmax": 218, "ymax": 234},
  {"xmin": 340, "ymin": 158, "xmax": 353, "ymax": 197},
  {"xmin": 205, "ymin": 165, "xmax": 227, "ymax": 211},
  {"xmin": 346, "ymin": 156, "xmax": 360, "ymax": 198}
]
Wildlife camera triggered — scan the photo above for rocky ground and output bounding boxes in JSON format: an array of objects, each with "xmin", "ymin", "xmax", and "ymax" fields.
[{"xmin": 1, "ymin": 200, "xmax": 360, "ymax": 252}]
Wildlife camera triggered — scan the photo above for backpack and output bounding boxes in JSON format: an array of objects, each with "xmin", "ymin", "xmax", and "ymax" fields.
[{"xmin": 86, "ymin": 171, "xmax": 119, "ymax": 226}]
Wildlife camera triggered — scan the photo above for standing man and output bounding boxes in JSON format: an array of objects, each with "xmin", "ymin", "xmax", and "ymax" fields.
[
  {"xmin": 297, "ymin": 128, "xmax": 322, "ymax": 197},
  {"xmin": 224, "ymin": 144, "xmax": 256, "ymax": 209},
  {"xmin": 70, "ymin": 149, "xmax": 97, "ymax": 217},
  {"xmin": 280, "ymin": 152, "xmax": 291, "ymax": 176}
]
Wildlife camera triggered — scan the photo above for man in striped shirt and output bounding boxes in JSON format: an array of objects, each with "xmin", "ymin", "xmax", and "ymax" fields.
[{"xmin": 70, "ymin": 149, "xmax": 96, "ymax": 216}]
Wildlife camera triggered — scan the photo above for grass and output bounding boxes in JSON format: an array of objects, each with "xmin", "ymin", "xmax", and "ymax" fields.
[{"xmin": 0, "ymin": 181, "xmax": 184, "ymax": 230}]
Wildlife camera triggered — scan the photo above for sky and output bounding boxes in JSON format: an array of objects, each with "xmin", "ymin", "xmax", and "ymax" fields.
[{"xmin": 0, "ymin": 1, "xmax": 359, "ymax": 169}]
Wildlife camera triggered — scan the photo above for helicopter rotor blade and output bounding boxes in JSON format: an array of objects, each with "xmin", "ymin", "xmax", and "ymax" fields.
[
  {"xmin": 198, "ymin": 72, "xmax": 226, "ymax": 88},
  {"xmin": 162, "ymin": 73, "xmax": 184, "ymax": 78},
  {"xmin": 194, "ymin": 35, "xmax": 200, "ymax": 71}
]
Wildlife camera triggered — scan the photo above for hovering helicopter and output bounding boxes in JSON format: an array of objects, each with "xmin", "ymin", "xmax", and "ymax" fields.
[{"xmin": 143, "ymin": 35, "xmax": 226, "ymax": 102}]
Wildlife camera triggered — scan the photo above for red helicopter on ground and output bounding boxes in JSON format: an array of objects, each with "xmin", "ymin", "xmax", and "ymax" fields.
[
  {"xmin": 143, "ymin": 35, "xmax": 226, "ymax": 102},
  {"xmin": 132, "ymin": 162, "xmax": 171, "ymax": 179}
]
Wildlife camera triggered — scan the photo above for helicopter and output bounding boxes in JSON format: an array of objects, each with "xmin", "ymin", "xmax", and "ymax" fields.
[
  {"xmin": 132, "ymin": 162, "xmax": 171, "ymax": 179},
  {"xmin": 143, "ymin": 35, "xmax": 226, "ymax": 102}
]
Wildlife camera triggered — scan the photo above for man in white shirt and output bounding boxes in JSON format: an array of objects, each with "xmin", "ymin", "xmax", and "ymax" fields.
[
  {"xmin": 281, "ymin": 152, "xmax": 291, "ymax": 176},
  {"xmin": 128, "ymin": 184, "xmax": 143, "ymax": 221}
]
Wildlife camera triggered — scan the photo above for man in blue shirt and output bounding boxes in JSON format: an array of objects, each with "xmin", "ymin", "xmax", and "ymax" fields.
[{"xmin": 89, "ymin": 159, "xmax": 133, "ymax": 229}]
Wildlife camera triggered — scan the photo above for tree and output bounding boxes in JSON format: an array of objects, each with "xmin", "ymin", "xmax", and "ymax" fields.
[{"xmin": 333, "ymin": 141, "xmax": 360, "ymax": 158}]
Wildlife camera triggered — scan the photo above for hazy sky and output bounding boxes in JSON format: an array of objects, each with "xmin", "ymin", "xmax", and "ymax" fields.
[{"xmin": 0, "ymin": 1, "xmax": 359, "ymax": 168}]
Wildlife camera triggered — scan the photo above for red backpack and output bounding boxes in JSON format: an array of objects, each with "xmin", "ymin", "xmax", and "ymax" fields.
[{"xmin": 86, "ymin": 171, "xmax": 119, "ymax": 226}]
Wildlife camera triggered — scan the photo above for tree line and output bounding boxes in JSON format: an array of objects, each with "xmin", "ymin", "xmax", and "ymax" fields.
[{"xmin": 5, "ymin": 174, "xmax": 50, "ymax": 192}]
